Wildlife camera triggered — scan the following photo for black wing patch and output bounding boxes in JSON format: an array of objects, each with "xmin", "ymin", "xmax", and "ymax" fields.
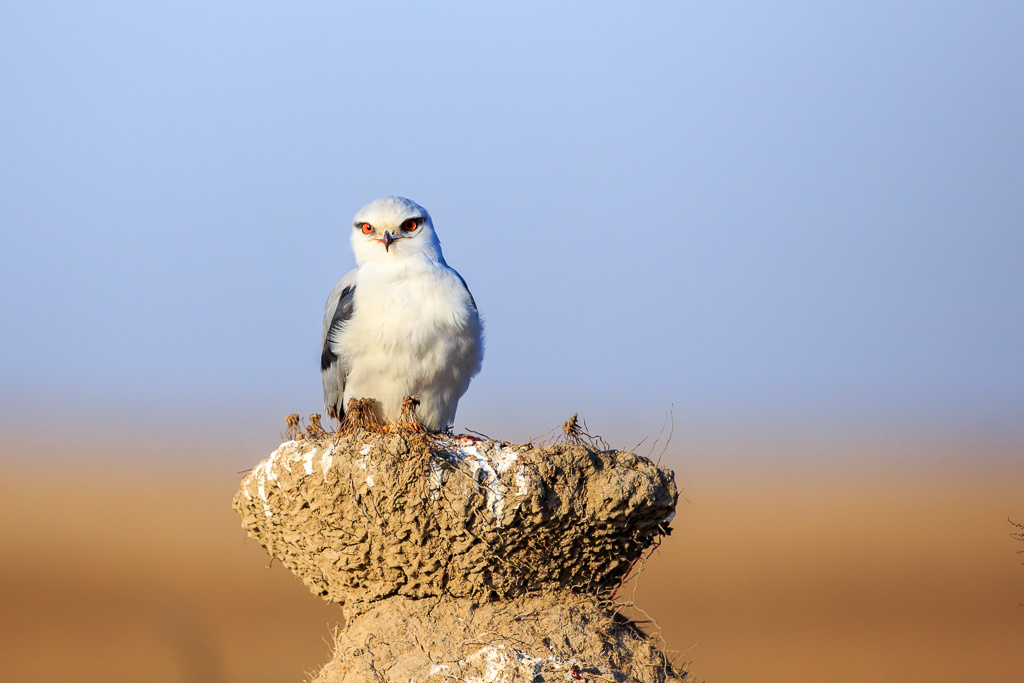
[
  {"xmin": 455, "ymin": 273, "xmax": 477, "ymax": 311},
  {"xmin": 321, "ymin": 285, "xmax": 356, "ymax": 371}
]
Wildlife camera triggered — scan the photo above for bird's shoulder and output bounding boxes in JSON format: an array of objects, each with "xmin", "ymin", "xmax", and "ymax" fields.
[
  {"xmin": 447, "ymin": 264, "xmax": 477, "ymax": 305},
  {"xmin": 326, "ymin": 269, "xmax": 359, "ymax": 301},
  {"xmin": 322, "ymin": 269, "xmax": 359, "ymax": 339},
  {"xmin": 421, "ymin": 262, "xmax": 478, "ymax": 311}
]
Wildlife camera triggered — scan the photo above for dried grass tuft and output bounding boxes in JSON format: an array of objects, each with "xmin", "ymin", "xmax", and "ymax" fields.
[
  {"xmin": 307, "ymin": 413, "xmax": 328, "ymax": 439},
  {"xmin": 530, "ymin": 413, "xmax": 610, "ymax": 450},
  {"xmin": 398, "ymin": 395, "xmax": 423, "ymax": 432},
  {"xmin": 284, "ymin": 413, "xmax": 304, "ymax": 441},
  {"xmin": 346, "ymin": 398, "xmax": 382, "ymax": 432},
  {"xmin": 318, "ymin": 396, "xmax": 429, "ymax": 437}
]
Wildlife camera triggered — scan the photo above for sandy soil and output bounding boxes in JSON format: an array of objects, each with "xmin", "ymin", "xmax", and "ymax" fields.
[{"xmin": 1, "ymin": 430, "xmax": 1021, "ymax": 683}]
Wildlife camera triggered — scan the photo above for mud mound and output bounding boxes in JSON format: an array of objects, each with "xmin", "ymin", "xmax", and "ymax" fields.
[
  {"xmin": 233, "ymin": 426, "xmax": 685, "ymax": 681},
  {"xmin": 315, "ymin": 592, "xmax": 683, "ymax": 683},
  {"xmin": 233, "ymin": 430, "xmax": 676, "ymax": 614}
]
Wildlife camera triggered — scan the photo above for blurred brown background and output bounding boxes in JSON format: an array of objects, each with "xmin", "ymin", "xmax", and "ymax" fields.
[{"xmin": 2, "ymin": 427, "xmax": 1021, "ymax": 683}]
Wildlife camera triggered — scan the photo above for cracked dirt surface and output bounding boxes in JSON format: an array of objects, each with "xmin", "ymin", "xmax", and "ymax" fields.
[{"xmin": 233, "ymin": 428, "xmax": 684, "ymax": 681}]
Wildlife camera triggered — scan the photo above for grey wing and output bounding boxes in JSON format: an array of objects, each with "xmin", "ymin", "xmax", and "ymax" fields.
[
  {"xmin": 453, "ymin": 270, "xmax": 478, "ymax": 310},
  {"xmin": 321, "ymin": 270, "xmax": 358, "ymax": 421}
]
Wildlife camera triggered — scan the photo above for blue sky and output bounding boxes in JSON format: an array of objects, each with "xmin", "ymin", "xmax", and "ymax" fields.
[{"xmin": 2, "ymin": 2, "xmax": 1022, "ymax": 445}]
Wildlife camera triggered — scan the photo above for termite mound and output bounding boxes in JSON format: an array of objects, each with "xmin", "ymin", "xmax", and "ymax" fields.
[{"xmin": 233, "ymin": 417, "xmax": 686, "ymax": 682}]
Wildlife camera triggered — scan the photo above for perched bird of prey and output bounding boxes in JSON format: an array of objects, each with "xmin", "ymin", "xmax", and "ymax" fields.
[{"xmin": 321, "ymin": 196, "xmax": 484, "ymax": 432}]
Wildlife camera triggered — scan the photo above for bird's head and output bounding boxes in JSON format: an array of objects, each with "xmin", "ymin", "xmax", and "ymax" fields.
[{"xmin": 350, "ymin": 196, "xmax": 445, "ymax": 266}]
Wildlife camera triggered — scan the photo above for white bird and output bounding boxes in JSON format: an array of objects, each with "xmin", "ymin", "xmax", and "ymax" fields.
[{"xmin": 321, "ymin": 196, "xmax": 484, "ymax": 432}]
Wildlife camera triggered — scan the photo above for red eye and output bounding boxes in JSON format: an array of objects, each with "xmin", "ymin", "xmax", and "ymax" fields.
[
  {"xmin": 360, "ymin": 223, "xmax": 373, "ymax": 235},
  {"xmin": 400, "ymin": 218, "xmax": 419, "ymax": 232}
]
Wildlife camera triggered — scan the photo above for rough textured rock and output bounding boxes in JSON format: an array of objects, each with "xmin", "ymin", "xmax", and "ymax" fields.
[{"xmin": 233, "ymin": 428, "xmax": 685, "ymax": 681}]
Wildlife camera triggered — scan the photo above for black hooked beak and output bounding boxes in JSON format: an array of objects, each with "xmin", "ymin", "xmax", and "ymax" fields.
[{"xmin": 382, "ymin": 230, "xmax": 396, "ymax": 252}]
